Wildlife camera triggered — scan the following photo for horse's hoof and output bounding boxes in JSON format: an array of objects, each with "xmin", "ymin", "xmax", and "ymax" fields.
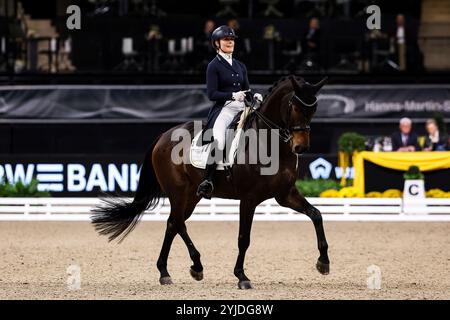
[
  {"xmin": 190, "ymin": 268, "xmax": 204, "ymax": 281},
  {"xmin": 316, "ymin": 260, "xmax": 330, "ymax": 275},
  {"xmin": 159, "ymin": 276, "xmax": 173, "ymax": 285},
  {"xmin": 238, "ymin": 281, "xmax": 254, "ymax": 290}
]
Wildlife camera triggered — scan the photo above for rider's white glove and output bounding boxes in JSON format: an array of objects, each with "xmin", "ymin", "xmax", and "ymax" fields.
[
  {"xmin": 254, "ymin": 93, "xmax": 263, "ymax": 103},
  {"xmin": 232, "ymin": 91, "xmax": 246, "ymax": 102}
]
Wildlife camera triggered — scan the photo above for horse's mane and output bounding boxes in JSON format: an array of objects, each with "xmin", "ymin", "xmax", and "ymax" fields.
[{"xmin": 262, "ymin": 75, "xmax": 305, "ymax": 107}]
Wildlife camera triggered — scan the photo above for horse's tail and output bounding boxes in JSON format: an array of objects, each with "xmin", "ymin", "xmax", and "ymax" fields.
[{"xmin": 91, "ymin": 135, "xmax": 163, "ymax": 243}]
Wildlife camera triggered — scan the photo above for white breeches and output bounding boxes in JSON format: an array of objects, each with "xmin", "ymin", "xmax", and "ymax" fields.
[{"xmin": 213, "ymin": 100, "xmax": 245, "ymax": 150}]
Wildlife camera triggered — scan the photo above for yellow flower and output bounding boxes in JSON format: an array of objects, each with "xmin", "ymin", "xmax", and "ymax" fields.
[
  {"xmin": 366, "ymin": 191, "xmax": 382, "ymax": 198},
  {"xmin": 338, "ymin": 187, "xmax": 364, "ymax": 198},
  {"xmin": 382, "ymin": 189, "xmax": 402, "ymax": 198},
  {"xmin": 426, "ymin": 189, "xmax": 447, "ymax": 198},
  {"xmin": 320, "ymin": 189, "xmax": 340, "ymax": 198}
]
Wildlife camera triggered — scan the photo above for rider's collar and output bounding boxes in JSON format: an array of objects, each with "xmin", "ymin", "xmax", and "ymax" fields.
[{"xmin": 218, "ymin": 51, "xmax": 233, "ymax": 64}]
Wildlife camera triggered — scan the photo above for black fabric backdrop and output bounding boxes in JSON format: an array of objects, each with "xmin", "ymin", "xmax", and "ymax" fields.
[
  {"xmin": 1, "ymin": 85, "xmax": 449, "ymax": 120},
  {"xmin": 364, "ymin": 160, "xmax": 450, "ymax": 192}
]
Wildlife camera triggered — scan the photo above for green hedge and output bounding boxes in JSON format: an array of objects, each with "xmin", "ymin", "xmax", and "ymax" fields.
[
  {"xmin": 0, "ymin": 178, "xmax": 51, "ymax": 197},
  {"xmin": 296, "ymin": 179, "xmax": 341, "ymax": 197}
]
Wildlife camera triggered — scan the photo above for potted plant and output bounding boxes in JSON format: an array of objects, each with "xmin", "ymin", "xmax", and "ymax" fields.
[
  {"xmin": 403, "ymin": 165, "xmax": 424, "ymax": 181},
  {"xmin": 337, "ymin": 132, "xmax": 366, "ymax": 187}
]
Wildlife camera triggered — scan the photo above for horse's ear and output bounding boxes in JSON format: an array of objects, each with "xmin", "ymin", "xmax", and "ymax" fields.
[
  {"xmin": 289, "ymin": 75, "xmax": 302, "ymax": 93},
  {"xmin": 310, "ymin": 77, "xmax": 328, "ymax": 95}
]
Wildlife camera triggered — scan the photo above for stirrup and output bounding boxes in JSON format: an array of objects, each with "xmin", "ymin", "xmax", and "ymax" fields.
[{"xmin": 196, "ymin": 180, "xmax": 214, "ymax": 199}]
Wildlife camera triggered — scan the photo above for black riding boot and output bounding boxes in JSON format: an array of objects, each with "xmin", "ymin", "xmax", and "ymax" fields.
[
  {"xmin": 196, "ymin": 162, "xmax": 217, "ymax": 199},
  {"xmin": 196, "ymin": 148, "xmax": 219, "ymax": 199}
]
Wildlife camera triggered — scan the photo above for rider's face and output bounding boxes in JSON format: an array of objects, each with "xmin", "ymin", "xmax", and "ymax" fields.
[{"xmin": 218, "ymin": 37, "xmax": 235, "ymax": 54}]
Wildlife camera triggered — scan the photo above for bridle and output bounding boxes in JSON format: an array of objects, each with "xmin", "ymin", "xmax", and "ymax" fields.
[
  {"xmin": 287, "ymin": 94, "xmax": 317, "ymax": 133},
  {"xmin": 251, "ymin": 93, "xmax": 317, "ymax": 143}
]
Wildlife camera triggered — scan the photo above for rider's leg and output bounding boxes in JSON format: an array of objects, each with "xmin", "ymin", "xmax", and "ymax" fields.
[
  {"xmin": 196, "ymin": 104, "xmax": 238, "ymax": 199},
  {"xmin": 213, "ymin": 107, "xmax": 235, "ymax": 151},
  {"xmin": 196, "ymin": 142, "xmax": 220, "ymax": 199},
  {"xmin": 214, "ymin": 102, "xmax": 244, "ymax": 163}
]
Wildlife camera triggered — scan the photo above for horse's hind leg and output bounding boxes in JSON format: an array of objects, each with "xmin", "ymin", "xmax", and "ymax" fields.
[
  {"xmin": 157, "ymin": 216, "xmax": 177, "ymax": 285},
  {"xmin": 276, "ymin": 186, "xmax": 330, "ymax": 275},
  {"xmin": 156, "ymin": 193, "xmax": 203, "ymax": 285}
]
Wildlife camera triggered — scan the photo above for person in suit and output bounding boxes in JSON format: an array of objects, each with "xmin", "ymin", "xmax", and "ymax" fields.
[
  {"xmin": 390, "ymin": 14, "xmax": 423, "ymax": 72},
  {"xmin": 391, "ymin": 117, "xmax": 421, "ymax": 152},
  {"xmin": 423, "ymin": 118, "xmax": 449, "ymax": 151},
  {"xmin": 302, "ymin": 17, "xmax": 322, "ymax": 66},
  {"xmin": 196, "ymin": 25, "xmax": 262, "ymax": 199}
]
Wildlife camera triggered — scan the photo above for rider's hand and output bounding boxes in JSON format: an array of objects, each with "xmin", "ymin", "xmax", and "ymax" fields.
[
  {"xmin": 232, "ymin": 91, "xmax": 246, "ymax": 102},
  {"xmin": 253, "ymin": 93, "xmax": 263, "ymax": 103}
]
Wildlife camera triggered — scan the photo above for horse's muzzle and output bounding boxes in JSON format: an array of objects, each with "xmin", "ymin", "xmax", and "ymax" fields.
[{"xmin": 293, "ymin": 145, "xmax": 309, "ymax": 154}]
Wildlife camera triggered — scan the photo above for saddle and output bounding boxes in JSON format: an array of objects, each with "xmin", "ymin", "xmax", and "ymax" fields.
[
  {"xmin": 190, "ymin": 107, "xmax": 257, "ymax": 171},
  {"xmin": 197, "ymin": 93, "xmax": 256, "ymax": 147}
]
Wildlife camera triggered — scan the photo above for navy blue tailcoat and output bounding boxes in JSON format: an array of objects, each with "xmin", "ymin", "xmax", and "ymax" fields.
[{"xmin": 204, "ymin": 55, "xmax": 250, "ymax": 132}]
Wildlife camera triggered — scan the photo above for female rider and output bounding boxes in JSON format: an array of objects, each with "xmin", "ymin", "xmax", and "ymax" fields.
[{"xmin": 196, "ymin": 25, "xmax": 262, "ymax": 199}]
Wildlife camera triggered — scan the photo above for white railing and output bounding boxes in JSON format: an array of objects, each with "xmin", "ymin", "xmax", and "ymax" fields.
[{"xmin": 0, "ymin": 198, "xmax": 450, "ymax": 221}]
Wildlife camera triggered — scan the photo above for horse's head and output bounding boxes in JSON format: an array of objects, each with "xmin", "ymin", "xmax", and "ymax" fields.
[{"xmin": 284, "ymin": 76, "xmax": 327, "ymax": 154}]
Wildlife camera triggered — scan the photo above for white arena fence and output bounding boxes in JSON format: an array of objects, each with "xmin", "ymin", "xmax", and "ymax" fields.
[{"xmin": 0, "ymin": 198, "xmax": 450, "ymax": 222}]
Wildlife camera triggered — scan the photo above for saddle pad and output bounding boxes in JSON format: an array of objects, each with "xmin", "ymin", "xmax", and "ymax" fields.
[{"xmin": 190, "ymin": 130, "xmax": 243, "ymax": 170}]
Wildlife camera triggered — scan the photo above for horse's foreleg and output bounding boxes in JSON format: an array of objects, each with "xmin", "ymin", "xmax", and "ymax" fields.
[
  {"xmin": 276, "ymin": 187, "xmax": 330, "ymax": 275},
  {"xmin": 234, "ymin": 200, "xmax": 257, "ymax": 290}
]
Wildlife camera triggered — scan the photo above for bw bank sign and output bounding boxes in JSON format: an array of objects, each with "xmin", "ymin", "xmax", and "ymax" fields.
[
  {"xmin": 0, "ymin": 155, "xmax": 346, "ymax": 196},
  {"xmin": 0, "ymin": 162, "xmax": 141, "ymax": 196}
]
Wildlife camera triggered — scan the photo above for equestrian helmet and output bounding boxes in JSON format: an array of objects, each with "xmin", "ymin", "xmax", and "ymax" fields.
[{"xmin": 211, "ymin": 25, "xmax": 237, "ymax": 50}]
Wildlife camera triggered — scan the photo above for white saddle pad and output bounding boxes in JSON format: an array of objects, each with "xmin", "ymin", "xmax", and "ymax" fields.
[
  {"xmin": 190, "ymin": 107, "xmax": 252, "ymax": 170},
  {"xmin": 190, "ymin": 129, "xmax": 244, "ymax": 170}
]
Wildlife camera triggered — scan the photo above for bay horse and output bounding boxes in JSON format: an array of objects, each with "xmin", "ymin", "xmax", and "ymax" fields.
[{"xmin": 91, "ymin": 75, "xmax": 330, "ymax": 290}]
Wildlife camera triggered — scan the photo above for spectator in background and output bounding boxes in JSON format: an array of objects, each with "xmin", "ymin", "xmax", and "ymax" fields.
[
  {"xmin": 302, "ymin": 17, "xmax": 322, "ymax": 66},
  {"xmin": 394, "ymin": 14, "xmax": 407, "ymax": 71},
  {"xmin": 391, "ymin": 14, "xmax": 422, "ymax": 72},
  {"xmin": 391, "ymin": 117, "xmax": 421, "ymax": 152},
  {"xmin": 423, "ymin": 119, "xmax": 448, "ymax": 151},
  {"xmin": 118, "ymin": 0, "xmax": 129, "ymax": 16},
  {"xmin": 227, "ymin": 19, "xmax": 240, "ymax": 35},
  {"xmin": 202, "ymin": 19, "xmax": 216, "ymax": 44},
  {"xmin": 227, "ymin": 19, "xmax": 249, "ymax": 62},
  {"xmin": 146, "ymin": 24, "xmax": 163, "ymax": 72},
  {"xmin": 195, "ymin": 19, "xmax": 216, "ymax": 70}
]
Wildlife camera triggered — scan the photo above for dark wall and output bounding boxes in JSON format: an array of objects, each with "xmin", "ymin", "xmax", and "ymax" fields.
[
  {"xmin": 21, "ymin": 0, "xmax": 57, "ymax": 19},
  {"xmin": 1, "ymin": 120, "xmax": 445, "ymax": 155},
  {"xmin": 0, "ymin": 122, "xmax": 177, "ymax": 154}
]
